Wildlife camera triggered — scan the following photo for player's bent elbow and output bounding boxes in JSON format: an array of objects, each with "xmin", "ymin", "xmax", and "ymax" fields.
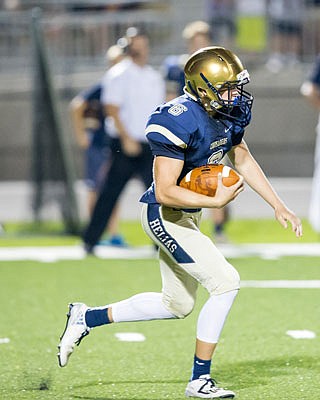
[
  {"xmin": 155, "ymin": 187, "xmax": 180, "ymax": 207},
  {"xmin": 154, "ymin": 192, "xmax": 163, "ymax": 204},
  {"xmin": 155, "ymin": 190, "xmax": 169, "ymax": 205}
]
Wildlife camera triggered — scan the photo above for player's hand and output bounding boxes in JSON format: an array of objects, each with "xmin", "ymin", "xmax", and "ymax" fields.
[
  {"xmin": 214, "ymin": 173, "xmax": 244, "ymax": 208},
  {"xmin": 275, "ymin": 205, "xmax": 303, "ymax": 238},
  {"xmin": 121, "ymin": 136, "xmax": 142, "ymax": 157}
]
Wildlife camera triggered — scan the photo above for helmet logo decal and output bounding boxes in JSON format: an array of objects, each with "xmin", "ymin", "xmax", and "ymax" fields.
[
  {"xmin": 237, "ymin": 69, "xmax": 250, "ymax": 84},
  {"xmin": 168, "ymin": 104, "xmax": 188, "ymax": 116}
]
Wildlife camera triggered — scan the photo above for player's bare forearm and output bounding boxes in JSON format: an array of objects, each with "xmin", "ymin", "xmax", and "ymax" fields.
[
  {"xmin": 155, "ymin": 183, "xmax": 229, "ymax": 209},
  {"xmin": 230, "ymin": 141, "xmax": 283, "ymax": 209},
  {"xmin": 230, "ymin": 141, "xmax": 303, "ymax": 237},
  {"xmin": 154, "ymin": 156, "xmax": 243, "ymax": 209}
]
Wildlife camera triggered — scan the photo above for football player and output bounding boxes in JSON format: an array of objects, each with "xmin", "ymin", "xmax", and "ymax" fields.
[
  {"xmin": 58, "ymin": 47, "xmax": 302, "ymax": 398},
  {"xmin": 163, "ymin": 20, "xmax": 231, "ymax": 242}
]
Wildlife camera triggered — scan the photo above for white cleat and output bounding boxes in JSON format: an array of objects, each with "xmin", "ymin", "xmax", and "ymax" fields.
[
  {"xmin": 57, "ymin": 303, "xmax": 90, "ymax": 367},
  {"xmin": 185, "ymin": 375, "xmax": 235, "ymax": 398}
]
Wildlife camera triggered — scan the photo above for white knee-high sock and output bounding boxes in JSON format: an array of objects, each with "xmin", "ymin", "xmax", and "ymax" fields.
[
  {"xmin": 197, "ymin": 289, "xmax": 238, "ymax": 343},
  {"xmin": 111, "ymin": 292, "xmax": 176, "ymax": 323}
]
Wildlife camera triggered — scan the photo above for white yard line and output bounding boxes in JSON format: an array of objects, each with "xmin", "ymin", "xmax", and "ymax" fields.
[
  {"xmin": 217, "ymin": 243, "xmax": 320, "ymax": 259},
  {"xmin": 114, "ymin": 333, "xmax": 146, "ymax": 342},
  {"xmin": 1, "ymin": 243, "xmax": 320, "ymax": 262},
  {"xmin": 0, "ymin": 245, "xmax": 156, "ymax": 262},
  {"xmin": 286, "ymin": 330, "xmax": 316, "ymax": 339},
  {"xmin": 241, "ymin": 280, "xmax": 320, "ymax": 288}
]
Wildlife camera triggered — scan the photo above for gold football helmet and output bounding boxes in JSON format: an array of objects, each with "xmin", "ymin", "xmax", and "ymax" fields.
[{"xmin": 184, "ymin": 46, "xmax": 253, "ymax": 122}]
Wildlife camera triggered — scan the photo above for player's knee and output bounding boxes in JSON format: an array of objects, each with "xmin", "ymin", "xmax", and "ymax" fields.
[
  {"xmin": 225, "ymin": 265, "xmax": 240, "ymax": 290},
  {"xmin": 209, "ymin": 263, "xmax": 240, "ymax": 295},
  {"xmin": 163, "ymin": 294, "xmax": 195, "ymax": 319}
]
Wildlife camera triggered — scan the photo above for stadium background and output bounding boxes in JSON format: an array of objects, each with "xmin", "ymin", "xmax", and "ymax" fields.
[
  {"xmin": 1, "ymin": 5, "xmax": 319, "ymax": 399},
  {"xmin": 1, "ymin": 0, "xmax": 320, "ymax": 223}
]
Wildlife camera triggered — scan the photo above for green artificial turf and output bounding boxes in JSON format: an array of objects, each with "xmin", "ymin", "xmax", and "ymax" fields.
[
  {"xmin": 0, "ymin": 218, "xmax": 319, "ymax": 247},
  {"xmin": 0, "ymin": 256, "xmax": 319, "ymax": 399},
  {"xmin": 0, "ymin": 218, "xmax": 319, "ymax": 399}
]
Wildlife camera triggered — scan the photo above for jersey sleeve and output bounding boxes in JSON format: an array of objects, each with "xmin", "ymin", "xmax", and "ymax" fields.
[
  {"xmin": 231, "ymin": 125, "xmax": 245, "ymax": 146},
  {"xmin": 145, "ymin": 103, "xmax": 197, "ymax": 160}
]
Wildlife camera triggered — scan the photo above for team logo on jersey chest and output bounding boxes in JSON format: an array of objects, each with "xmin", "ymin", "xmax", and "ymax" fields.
[
  {"xmin": 210, "ymin": 137, "xmax": 228, "ymax": 150},
  {"xmin": 168, "ymin": 104, "xmax": 188, "ymax": 116}
]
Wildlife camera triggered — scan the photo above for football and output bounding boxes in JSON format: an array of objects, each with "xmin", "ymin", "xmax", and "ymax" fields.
[{"xmin": 179, "ymin": 164, "xmax": 240, "ymax": 197}]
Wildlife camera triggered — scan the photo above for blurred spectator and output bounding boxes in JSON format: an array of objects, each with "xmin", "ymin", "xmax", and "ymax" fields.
[
  {"xmin": 2, "ymin": 0, "xmax": 21, "ymax": 10},
  {"xmin": 163, "ymin": 21, "xmax": 212, "ymax": 100},
  {"xmin": 70, "ymin": 44, "xmax": 126, "ymax": 246},
  {"xmin": 266, "ymin": 0, "xmax": 304, "ymax": 73},
  {"xmin": 163, "ymin": 20, "xmax": 231, "ymax": 243},
  {"xmin": 300, "ymin": 55, "xmax": 320, "ymax": 233},
  {"xmin": 304, "ymin": 0, "xmax": 320, "ymax": 57},
  {"xmin": 82, "ymin": 27, "xmax": 166, "ymax": 254},
  {"xmin": 205, "ymin": 0, "xmax": 236, "ymax": 48}
]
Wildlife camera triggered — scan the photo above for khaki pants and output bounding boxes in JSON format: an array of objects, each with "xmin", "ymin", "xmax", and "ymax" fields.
[{"xmin": 141, "ymin": 204, "xmax": 240, "ymax": 318}]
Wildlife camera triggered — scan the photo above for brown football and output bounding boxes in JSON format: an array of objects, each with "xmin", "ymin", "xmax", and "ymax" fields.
[{"xmin": 179, "ymin": 164, "xmax": 240, "ymax": 197}]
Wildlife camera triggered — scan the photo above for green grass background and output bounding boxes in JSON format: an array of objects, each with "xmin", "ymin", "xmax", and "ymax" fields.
[
  {"xmin": 1, "ymin": 218, "xmax": 319, "ymax": 247},
  {"xmin": 0, "ymin": 219, "xmax": 319, "ymax": 399}
]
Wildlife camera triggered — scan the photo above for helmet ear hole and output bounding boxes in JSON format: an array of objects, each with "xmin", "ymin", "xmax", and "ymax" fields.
[{"xmin": 197, "ymin": 87, "xmax": 207, "ymax": 97}]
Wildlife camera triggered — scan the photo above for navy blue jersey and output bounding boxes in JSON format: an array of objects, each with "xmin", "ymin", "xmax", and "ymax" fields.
[
  {"xmin": 310, "ymin": 55, "xmax": 320, "ymax": 87},
  {"xmin": 140, "ymin": 94, "xmax": 248, "ymax": 204},
  {"xmin": 80, "ymin": 83, "xmax": 108, "ymax": 148}
]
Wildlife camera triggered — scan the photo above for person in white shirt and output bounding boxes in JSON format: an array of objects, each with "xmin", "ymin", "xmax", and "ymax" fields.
[
  {"xmin": 69, "ymin": 45, "xmax": 126, "ymax": 246},
  {"xmin": 82, "ymin": 27, "xmax": 165, "ymax": 253}
]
